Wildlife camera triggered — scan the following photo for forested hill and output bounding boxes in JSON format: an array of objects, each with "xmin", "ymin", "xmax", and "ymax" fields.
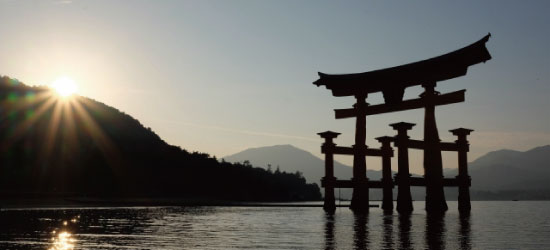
[{"xmin": 0, "ymin": 76, "xmax": 321, "ymax": 201}]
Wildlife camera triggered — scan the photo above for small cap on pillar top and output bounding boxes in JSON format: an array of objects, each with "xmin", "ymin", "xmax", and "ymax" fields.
[
  {"xmin": 375, "ymin": 136, "xmax": 394, "ymax": 143},
  {"xmin": 450, "ymin": 128, "xmax": 474, "ymax": 136},
  {"xmin": 389, "ymin": 122, "xmax": 416, "ymax": 130},
  {"xmin": 317, "ymin": 131, "xmax": 341, "ymax": 139}
]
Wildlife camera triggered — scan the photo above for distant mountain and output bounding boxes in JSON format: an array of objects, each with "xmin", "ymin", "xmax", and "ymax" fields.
[
  {"xmin": 443, "ymin": 145, "xmax": 550, "ymax": 200},
  {"xmin": 226, "ymin": 144, "xmax": 550, "ymax": 200},
  {"xmin": 223, "ymin": 144, "xmax": 383, "ymax": 199},
  {"xmin": 0, "ymin": 76, "xmax": 321, "ymax": 202},
  {"xmin": 446, "ymin": 145, "xmax": 550, "ymax": 191}
]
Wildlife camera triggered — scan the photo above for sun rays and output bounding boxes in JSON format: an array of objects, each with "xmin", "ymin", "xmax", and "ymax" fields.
[{"xmin": 1, "ymin": 79, "xmax": 120, "ymax": 168}]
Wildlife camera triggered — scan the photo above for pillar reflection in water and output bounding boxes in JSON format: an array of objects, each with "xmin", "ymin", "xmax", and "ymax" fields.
[
  {"xmin": 382, "ymin": 211, "xmax": 394, "ymax": 250},
  {"xmin": 398, "ymin": 213, "xmax": 413, "ymax": 250},
  {"xmin": 352, "ymin": 212, "xmax": 369, "ymax": 250},
  {"xmin": 324, "ymin": 213, "xmax": 336, "ymax": 250},
  {"xmin": 425, "ymin": 212, "xmax": 446, "ymax": 250},
  {"xmin": 459, "ymin": 213, "xmax": 472, "ymax": 250}
]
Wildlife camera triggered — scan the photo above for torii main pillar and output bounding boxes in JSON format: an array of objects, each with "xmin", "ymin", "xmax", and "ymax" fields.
[
  {"xmin": 350, "ymin": 95, "xmax": 370, "ymax": 212},
  {"xmin": 422, "ymin": 82, "xmax": 448, "ymax": 212}
]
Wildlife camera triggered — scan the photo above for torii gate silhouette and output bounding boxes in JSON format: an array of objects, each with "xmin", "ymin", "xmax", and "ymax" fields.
[{"xmin": 314, "ymin": 34, "xmax": 492, "ymax": 213}]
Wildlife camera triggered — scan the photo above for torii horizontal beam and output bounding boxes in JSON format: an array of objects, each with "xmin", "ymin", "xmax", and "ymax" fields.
[
  {"xmin": 394, "ymin": 139, "xmax": 469, "ymax": 152},
  {"xmin": 313, "ymin": 34, "xmax": 491, "ymax": 97},
  {"xmin": 334, "ymin": 89, "xmax": 465, "ymax": 119},
  {"xmin": 321, "ymin": 145, "xmax": 391, "ymax": 157}
]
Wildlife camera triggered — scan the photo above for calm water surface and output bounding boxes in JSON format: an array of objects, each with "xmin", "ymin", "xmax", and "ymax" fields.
[{"xmin": 1, "ymin": 201, "xmax": 549, "ymax": 249}]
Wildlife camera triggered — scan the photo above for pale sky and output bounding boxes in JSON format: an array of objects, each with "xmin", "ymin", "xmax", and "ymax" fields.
[{"xmin": 0, "ymin": 0, "xmax": 548, "ymax": 174}]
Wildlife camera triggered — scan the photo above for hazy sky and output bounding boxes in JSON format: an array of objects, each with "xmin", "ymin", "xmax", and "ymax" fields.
[{"xmin": 0, "ymin": 0, "xmax": 548, "ymax": 174}]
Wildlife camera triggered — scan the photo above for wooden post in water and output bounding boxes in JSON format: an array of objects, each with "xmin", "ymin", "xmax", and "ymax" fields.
[
  {"xmin": 391, "ymin": 122, "xmax": 415, "ymax": 214},
  {"xmin": 450, "ymin": 128, "xmax": 473, "ymax": 212},
  {"xmin": 350, "ymin": 95, "xmax": 370, "ymax": 212},
  {"xmin": 319, "ymin": 131, "xmax": 340, "ymax": 213},
  {"xmin": 421, "ymin": 82, "xmax": 448, "ymax": 212},
  {"xmin": 377, "ymin": 136, "xmax": 394, "ymax": 211}
]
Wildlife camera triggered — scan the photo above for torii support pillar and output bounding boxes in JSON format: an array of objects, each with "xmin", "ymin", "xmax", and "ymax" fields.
[
  {"xmin": 319, "ymin": 131, "xmax": 340, "ymax": 213},
  {"xmin": 422, "ymin": 83, "xmax": 448, "ymax": 213},
  {"xmin": 391, "ymin": 122, "xmax": 415, "ymax": 214},
  {"xmin": 376, "ymin": 136, "xmax": 394, "ymax": 211},
  {"xmin": 350, "ymin": 95, "xmax": 370, "ymax": 212},
  {"xmin": 450, "ymin": 128, "xmax": 473, "ymax": 213}
]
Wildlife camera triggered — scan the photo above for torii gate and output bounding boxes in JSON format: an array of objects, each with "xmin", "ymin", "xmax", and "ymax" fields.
[{"xmin": 314, "ymin": 34, "xmax": 491, "ymax": 213}]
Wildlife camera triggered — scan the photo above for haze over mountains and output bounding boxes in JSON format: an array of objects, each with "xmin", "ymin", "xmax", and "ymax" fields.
[
  {"xmin": 224, "ymin": 144, "xmax": 550, "ymax": 200},
  {"xmin": 450, "ymin": 145, "xmax": 550, "ymax": 191}
]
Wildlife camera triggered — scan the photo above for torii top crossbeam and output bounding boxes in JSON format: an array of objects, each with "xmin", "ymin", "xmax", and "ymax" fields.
[{"xmin": 313, "ymin": 34, "xmax": 492, "ymax": 100}]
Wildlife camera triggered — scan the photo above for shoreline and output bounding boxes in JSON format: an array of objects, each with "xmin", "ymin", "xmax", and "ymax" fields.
[
  {"xmin": 3, "ymin": 197, "xmax": 545, "ymax": 210},
  {"xmin": 0, "ymin": 197, "xmax": 379, "ymax": 209}
]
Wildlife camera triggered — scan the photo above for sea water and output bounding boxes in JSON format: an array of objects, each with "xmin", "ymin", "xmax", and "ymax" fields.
[{"xmin": 1, "ymin": 201, "xmax": 549, "ymax": 249}]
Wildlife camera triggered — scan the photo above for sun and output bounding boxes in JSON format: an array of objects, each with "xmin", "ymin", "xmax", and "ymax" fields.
[{"xmin": 51, "ymin": 76, "xmax": 78, "ymax": 97}]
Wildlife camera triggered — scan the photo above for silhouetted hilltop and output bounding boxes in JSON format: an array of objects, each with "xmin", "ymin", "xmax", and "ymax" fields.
[
  {"xmin": 224, "ymin": 144, "xmax": 353, "ymax": 184},
  {"xmin": 224, "ymin": 144, "xmax": 383, "ymax": 200},
  {"xmin": 0, "ymin": 76, "xmax": 321, "ymax": 202},
  {"xmin": 465, "ymin": 145, "xmax": 550, "ymax": 191},
  {"xmin": 441, "ymin": 145, "xmax": 550, "ymax": 200}
]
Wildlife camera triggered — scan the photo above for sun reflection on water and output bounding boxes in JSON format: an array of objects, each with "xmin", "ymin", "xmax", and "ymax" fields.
[
  {"xmin": 48, "ymin": 216, "xmax": 79, "ymax": 250},
  {"xmin": 49, "ymin": 231, "xmax": 76, "ymax": 250}
]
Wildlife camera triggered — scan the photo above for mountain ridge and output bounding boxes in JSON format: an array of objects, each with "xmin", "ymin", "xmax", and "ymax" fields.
[
  {"xmin": 224, "ymin": 144, "xmax": 380, "ymax": 200},
  {"xmin": 225, "ymin": 143, "xmax": 550, "ymax": 200}
]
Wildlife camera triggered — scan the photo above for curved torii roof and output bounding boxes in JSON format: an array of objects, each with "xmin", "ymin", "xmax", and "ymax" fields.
[{"xmin": 313, "ymin": 34, "xmax": 492, "ymax": 98}]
